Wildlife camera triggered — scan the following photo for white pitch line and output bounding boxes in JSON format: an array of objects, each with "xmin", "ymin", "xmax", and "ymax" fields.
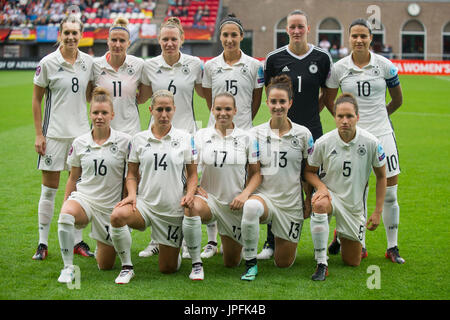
[{"xmin": 396, "ymin": 111, "xmax": 450, "ymax": 117}]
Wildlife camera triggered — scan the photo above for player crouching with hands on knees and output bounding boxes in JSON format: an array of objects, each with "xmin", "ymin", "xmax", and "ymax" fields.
[
  {"xmin": 240, "ymin": 75, "xmax": 314, "ymax": 281},
  {"xmin": 304, "ymin": 93, "xmax": 386, "ymax": 280},
  {"xmin": 182, "ymin": 92, "xmax": 261, "ymax": 281},
  {"xmin": 57, "ymin": 88, "xmax": 131, "ymax": 283},
  {"xmin": 109, "ymin": 90, "xmax": 198, "ymax": 284}
]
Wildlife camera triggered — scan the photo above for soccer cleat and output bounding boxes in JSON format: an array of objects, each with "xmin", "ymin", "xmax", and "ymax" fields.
[
  {"xmin": 361, "ymin": 247, "xmax": 368, "ymax": 259},
  {"xmin": 328, "ymin": 229, "xmax": 340, "ymax": 255},
  {"xmin": 115, "ymin": 268, "xmax": 135, "ymax": 284},
  {"xmin": 200, "ymin": 242, "xmax": 218, "ymax": 259},
  {"xmin": 256, "ymin": 241, "xmax": 274, "ymax": 260},
  {"xmin": 385, "ymin": 246, "xmax": 405, "ymax": 264},
  {"xmin": 74, "ymin": 241, "xmax": 94, "ymax": 257},
  {"xmin": 32, "ymin": 243, "xmax": 48, "ymax": 260},
  {"xmin": 138, "ymin": 240, "xmax": 159, "ymax": 257},
  {"xmin": 58, "ymin": 266, "xmax": 75, "ymax": 283},
  {"xmin": 311, "ymin": 263, "xmax": 329, "ymax": 281},
  {"xmin": 189, "ymin": 263, "xmax": 204, "ymax": 281},
  {"xmin": 241, "ymin": 264, "xmax": 258, "ymax": 281}
]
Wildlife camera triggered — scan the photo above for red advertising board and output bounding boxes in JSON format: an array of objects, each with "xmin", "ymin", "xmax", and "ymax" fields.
[{"xmin": 391, "ymin": 60, "xmax": 450, "ymax": 75}]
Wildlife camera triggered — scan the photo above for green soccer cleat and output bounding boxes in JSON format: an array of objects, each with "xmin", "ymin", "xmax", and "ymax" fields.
[{"xmin": 241, "ymin": 264, "xmax": 258, "ymax": 281}]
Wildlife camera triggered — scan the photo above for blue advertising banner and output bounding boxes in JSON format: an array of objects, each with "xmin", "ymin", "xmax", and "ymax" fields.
[{"xmin": 36, "ymin": 26, "xmax": 59, "ymax": 43}]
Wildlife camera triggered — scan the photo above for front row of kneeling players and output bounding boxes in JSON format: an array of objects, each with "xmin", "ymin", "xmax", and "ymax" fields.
[{"xmin": 57, "ymin": 75, "xmax": 387, "ymax": 284}]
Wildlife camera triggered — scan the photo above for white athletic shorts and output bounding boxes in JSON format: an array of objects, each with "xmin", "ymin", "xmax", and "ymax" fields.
[
  {"xmin": 254, "ymin": 193, "xmax": 304, "ymax": 243},
  {"xmin": 136, "ymin": 198, "xmax": 183, "ymax": 248},
  {"xmin": 198, "ymin": 193, "xmax": 244, "ymax": 245},
  {"xmin": 330, "ymin": 190, "xmax": 366, "ymax": 244},
  {"xmin": 67, "ymin": 192, "xmax": 113, "ymax": 246},
  {"xmin": 37, "ymin": 137, "xmax": 74, "ymax": 171},
  {"xmin": 378, "ymin": 132, "xmax": 400, "ymax": 178}
]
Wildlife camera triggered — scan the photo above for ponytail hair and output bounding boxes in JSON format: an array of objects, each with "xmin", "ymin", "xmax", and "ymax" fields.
[
  {"xmin": 334, "ymin": 92, "xmax": 359, "ymax": 115},
  {"xmin": 91, "ymin": 87, "xmax": 114, "ymax": 111},
  {"xmin": 109, "ymin": 17, "xmax": 130, "ymax": 36},
  {"xmin": 266, "ymin": 74, "xmax": 294, "ymax": 100},
  {"xmin": 219, "ymin": 13, "xmax": 244, "ymax": 35},
  {"xmin": 159, "ymin": 17, "xmax": 185, "ymax": 39}
]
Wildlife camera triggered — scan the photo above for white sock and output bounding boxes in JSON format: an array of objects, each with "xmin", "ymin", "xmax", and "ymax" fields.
[
  {"xmin": 38, "ymin": 185, "xmax": 57, "ymax": 246},
  {"xmin": 383, "ymin": 185, "xmax": 400, "ymax": 249},
  {"xmin": 241, "ymin": 199, "xmax": 264, "ymax": 261},
  {"xmin": 73, "ymin": 228, "xmax": 83, "ymax": 245},
  {"xmin": 206, "ymin": 221, "xmax": 218, "ymax": 244},
  {"xmin": 182, "ymin": 216, "xmax": 202, "ymax": 264},
  {"xmin": 111, "ymin": 226, "xmax": 133, "ymax": 267},
  {"xmin": 310, "ymin": 213, "xmax": 329, "ymax": 265},
  {"xmin": 58, "ymin": 213, "xmax": 75, "ymax": 267}
]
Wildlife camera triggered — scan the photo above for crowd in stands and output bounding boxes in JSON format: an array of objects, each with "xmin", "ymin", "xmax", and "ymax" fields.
[
  {"xmin": 0, "ymin": 0, "xmax": 157, "ymax": 27},
  {"xmin": 167, "ymin": 0, "xmax": 217, "ymax": 29}
]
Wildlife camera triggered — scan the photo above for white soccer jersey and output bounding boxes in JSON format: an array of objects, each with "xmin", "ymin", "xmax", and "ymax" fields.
[
  {"xmin": 34, "ymin": 48, "xmax": 94, "ymax": 138},
  {"xmin": 308, "ymin": 127, "xmax": 386, "ymax": 215},
  {"xmin": 326, "ymin": 52, "xmax": 400, "ymax": 136},
  {"xmin": 252, "ymin": 119, "xmax": 313, "ymax": 211},
  {"xmin": 129, "ymin": 126, "xmax": 197, "ymax": 217},
  {"xmin": 195, "ymin": 126, "xmax": 259, "ymax": 204},
  {"xmin": 202, "ymin": 51, "xmax": 265, "ymax": 130},
  {"xmin": 142, "ymin": 53, "xmax": 203, "ymax": 133},
  {"xmin": 93, "ymin": 54, "xmax": 145, "ymax": 136},
  {"xmin": 67, "ymin": 128, "xmax": 131, "ymax": 209}
]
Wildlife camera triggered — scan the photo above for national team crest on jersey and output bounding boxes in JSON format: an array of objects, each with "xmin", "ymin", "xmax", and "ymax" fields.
[
  {"xmin": 171, "ymin": 139, "xmax": 180, "ymax": 149},
  {"xmin": 80, "ymin": 60, "xmax": 87, "ymax": 71},
  {"xmin": 182, "ymin": 64, "xmax": 190, "ymax": 75},
  {"xmin": 371, "ymin": 67, "xmax": 380, "ymax": 76},
  {"xmin": 110, "ymin": 143, "xmax": 118, "ymax": 154},
  {"xmin": 309, "ymin": 62, "xmax": 318, "ymax": 74},
  {"xmin": 290, "ymin": 137, "xmax": 301, "ymax": 149},
  {"xmin": 241, "ymin": 65, "xmax": 249, "ymax": 75},
  {"xmin": 357, "ymin": 144, "xmax": 367, "ymax": 156},
  {"xmin": 127, "ymin": 65, "xmax": 135, "ymax": 76}
]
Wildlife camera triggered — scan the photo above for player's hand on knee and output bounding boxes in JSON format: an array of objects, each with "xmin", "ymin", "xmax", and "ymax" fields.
[
  {"xmin": 196, "ymin": 186, "xmax": 208, "ymax": 198},
  {"xmin": 115, "ymin": 195, "xmax": 137, "ymax": 211}
]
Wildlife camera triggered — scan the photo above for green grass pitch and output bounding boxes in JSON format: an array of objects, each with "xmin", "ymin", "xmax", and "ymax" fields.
[{"xmin": 0, "ymin": 71, "xmax": 448, "ymax": 301}]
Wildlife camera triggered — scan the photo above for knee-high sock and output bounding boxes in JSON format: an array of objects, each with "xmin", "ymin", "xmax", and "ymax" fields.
[
  {"xmin": 242, "ymin": 199, "xmax": 264, "ymax": 261},
  {"xmin": 38, "ymin": 185, "xmax": 57, "ymax": 246},
  {"xmin": 310, "ymin": 213, "xmax": 329, "ymax": 265},
  {"xmin": 383, "ymin": 185, "xmax": 400, "ymax": 249},
  {"xmin": 111, "ymin": 226, "xmax": 133, "ymax": 267},
  {"xmin": 206, "ymin": 221, "xmax": 218, "ymax": 244},
  {"xmin": 182, "ymin": 216, "xmax": 202, "ymax": 264},
  {"xmin": 58, "ymin": 213, "xmax": 75, "ymax": 267}
]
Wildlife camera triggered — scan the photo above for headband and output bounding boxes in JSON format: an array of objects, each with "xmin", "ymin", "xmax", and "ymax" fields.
[
  {"xmin": 220, "ymin": 21, "xmax": 244, "ymax": 33},
  {"xmin": 109, "ymin": 26, "xmax": 130, "ymax": 35}
]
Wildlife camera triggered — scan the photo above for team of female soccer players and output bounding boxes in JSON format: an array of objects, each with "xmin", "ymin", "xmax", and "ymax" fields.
[{"xmin": 31, "ymin": 10, "xmax": 404, "ymax": 284}]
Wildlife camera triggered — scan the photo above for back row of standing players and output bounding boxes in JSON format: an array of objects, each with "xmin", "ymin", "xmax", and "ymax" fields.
[{"xmin": 32, "ymin": 9, "xmax": 404, "ymax": 284}]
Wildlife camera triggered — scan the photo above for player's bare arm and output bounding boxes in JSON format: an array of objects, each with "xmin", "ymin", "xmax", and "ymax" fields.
[
  {"xmin": 386, "ymin": 84, "xmax": 403, "ymax": 115},
  {"xmin": 32, "ymin": 84, "xmax": 46, "ymax": 155},
  {"xmin": 367, "ymin": 164, "xmax": 387, "ymax": 231}
]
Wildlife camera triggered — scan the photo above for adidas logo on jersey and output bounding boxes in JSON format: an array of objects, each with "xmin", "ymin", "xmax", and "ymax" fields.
[
  {"xmin": 330, "ymin": 149, "xmax": 337, "ymax": 156},
  {"xmin": 282, "ymin": 66, "xmax": 290, "ymax": 72},
  {"xmin": 101, "ymin": 71, "xmax": 107, "ymax": 75},
  {"xmin": 58, "ymin": 67, "xmax": 64, "ymax": 72}
]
